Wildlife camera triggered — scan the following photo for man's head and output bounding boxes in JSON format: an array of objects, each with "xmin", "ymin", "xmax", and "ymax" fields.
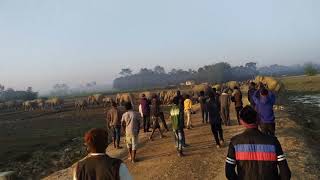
[
  {"xmin": 173, "ymin": 98, "xmax": 179, "ymax": 105},
  {"xmin": 141, "ymin": 94, "xmax": 146, "ymax": 98},
  {"xmin": 84, "ymin": 128, "xmax": 109, "ymax": 153},
  {"xmin": 260, "ymin": 88, "xmax": 269, "ymax": 96},
  {"xmin": 177, "ymin": 90, "xmax": 181, "ymax": 96},
  {"xmin": 250, "ymin": 82, "xmax": 256, "ymax": 88},
  {"xmin": 208, "ymin": 91, "xmax": 215, "ymax": 99},
  {"xmin": 111, "ymin": 101, "xmax": 117, "ymax": 108},
  {"xmin": 200, "ymin": 91, "xmax": 204, "ymax": 96},
  {"xmin": 240, "ymin": 105, "xmax": 257, "ymax": 124},
  {"xmin": 125, "ymin": 102, "xmax": 133, "ymax": 111},
  {"xmin": 212, "ymin": 88, "xmax": 217, "ymax": 93}
]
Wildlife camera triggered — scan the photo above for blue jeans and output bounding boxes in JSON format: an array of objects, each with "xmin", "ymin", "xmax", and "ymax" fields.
[
  {"xmin": 112, "ymin": 126, "xmax": 121, "ymax": 146},
  {"xmin": 174, "ymin": 130, "xmax": 183, "ymax": 151}
]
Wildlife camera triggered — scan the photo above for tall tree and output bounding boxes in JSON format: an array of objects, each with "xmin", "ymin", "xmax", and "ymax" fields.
[
  {"xmin": 119, "ymin": 68, "xmax": 133, "ymax": 77},
  {"xmin": 154, "ymin": 65, "xmax": 165, "ymax": 74}
]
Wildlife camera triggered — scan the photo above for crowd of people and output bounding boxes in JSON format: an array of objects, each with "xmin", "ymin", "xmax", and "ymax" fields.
[{"xmin": 72, "ymin": 82, "xmax": 291, "ymax": 180}]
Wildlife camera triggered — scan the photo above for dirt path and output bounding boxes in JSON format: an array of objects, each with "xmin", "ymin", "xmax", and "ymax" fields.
[{"xmin": 45, "ymin": 103, "xmax": 320, "ymax": 180}]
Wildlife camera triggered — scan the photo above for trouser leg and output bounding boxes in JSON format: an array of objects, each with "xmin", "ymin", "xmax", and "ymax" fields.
[
  {"xmin": 201, "ymin": 108, "xmax": 205, "ymax": 123},
  {"xmin": 115, "ymin": 127, "xmax": 121, "ymax": 147},
  {"xmin": 143, "ymin": 116, "xmax": 147, "ymax": 132},
  {"xmin": 159, "ymin": 112, "xmax": 169, "ymax": 131},
  {"xmin": 210, "ymin": 124, "xmax": 220, "ymax": 145}
]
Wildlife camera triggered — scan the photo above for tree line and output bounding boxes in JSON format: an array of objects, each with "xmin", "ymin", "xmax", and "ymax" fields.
[
  {"xmin": 0, "ymin": 85, "xmax": 38, "ymax": 102},
  {"xmin": 113, "ymin": 62, "xmax": 319, "ymax": 90}
]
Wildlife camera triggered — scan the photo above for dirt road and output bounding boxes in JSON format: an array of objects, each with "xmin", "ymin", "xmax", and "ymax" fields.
[{"xmin": 46, "ymin": 103, "xmax": 320, "ymax": 180}]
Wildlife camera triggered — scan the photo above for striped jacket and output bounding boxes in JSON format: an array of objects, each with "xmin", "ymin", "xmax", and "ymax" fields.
[{"xmin": 225, "ymin": 128, "xmax": 291, "ymax": 180}]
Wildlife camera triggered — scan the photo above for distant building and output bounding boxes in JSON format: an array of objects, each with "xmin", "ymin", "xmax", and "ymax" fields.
[{"xmin": 186, "ymin": 80, "xmax": 195, "ymax": 86}]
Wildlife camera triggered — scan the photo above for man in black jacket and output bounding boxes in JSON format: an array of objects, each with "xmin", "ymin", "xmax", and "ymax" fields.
[{"xmin": 225, "ymin": 106, "xmax": 291, "ymax": 180}]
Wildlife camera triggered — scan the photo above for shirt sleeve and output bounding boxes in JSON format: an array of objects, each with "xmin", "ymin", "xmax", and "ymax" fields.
[
  {"xmin": 225, "ymin": 141, "xmax": 238, "ymax": 180},
  {"xmin": 275, "ymin": 138, "xmax": 291, "ymax": 180},
  {"xmin": 119, "ymin": 163, "xmax": 132, "ymax": 180},
  {"xmin": 269, "ymin": 91, "xmax": 276, "ymax": 105},
  {"xmin": 252, "ymin": 90, "xmax": 259, "ymax": 104}
]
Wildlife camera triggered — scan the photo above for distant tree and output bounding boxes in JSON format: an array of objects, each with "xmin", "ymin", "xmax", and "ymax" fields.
[
  {"xmin": 52, "ymin": 83, "xmax": 70, "ymax": 96},
  {"xmin": 119, "ymin": 68, "xmax": 133, "ymax": 77},
  {"xmin": 27, "ymin": 87, "xmax": 33, "ymax": 92},
  {"xmin": 139, "ymin": 68, "xmax": 153, "ymax": 75},
  {"xmin": 304, "ymin": 63, "xmax": 318, "ymax": 76},
  {"xmin": 154, "ymin": 65, "xmax": 165, "ymax": 74},
  {"xmin": 0, "ymin": 84, "xmax": 4, "ymax": 92},
  {"xmin": 169, "ymin": 68, "xmax": 178, "ymax": 75},
  {"xmin": 245, "ymin": 62, "xmax": 257, "ymax": 70}
]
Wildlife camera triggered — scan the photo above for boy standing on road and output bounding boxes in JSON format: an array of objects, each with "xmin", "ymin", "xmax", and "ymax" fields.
[
  {"xmin": 225, "ymin": 106, "xmax": 291, "ymax": 180},
  {"xmin": 121, "ymin": 102, "xmax": 141, "ymax": 163},
  {"xmin": 170, "ymin": 100, "xmax": 184, "ymax": 157}
]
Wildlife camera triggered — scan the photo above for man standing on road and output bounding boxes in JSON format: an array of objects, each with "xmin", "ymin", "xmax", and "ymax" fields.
[
  {"xmin": 220, "ymin": 89, "xmax": 231, "ymax": 126},
  {"xmin": 253, "ymin": 88, "xmax": 277, "ymax": 136},
  {"xmin": 73, "ymin": 128, "xmax": 132, "ymax": 180},
  {"xmin": 199, "ymin": 91, "xmax": 208, "ymax": 123},
  {"xmin": 173, "ymin": 91, "xmax": 189, "ymax": 147},
  {"xmin": 225, "ymin": 106, "xmax": 291, "ymax": 180},
  {"xmin": 170, "ymin": 99, "xmax": 184, "ymax": 157},
  {"xmin": 207, "ymin": 92, "xmax": 224, "ymax": 148},
  {"xmin": 150, "ymin": 94, "xmax": 169, "ymax": 131},
  {"xmin": 232, "ymin": 86, "xmax": 243, "ymax": 125},
  {"xmin": 140, "ymin": 94, "xmax": 151, "ymax": 133},
  {"xmin": 107, "ymin": 101, "xmax": 122, "ymax": 149},
  {"xmin": 121, "ymin": 102, "xmax": 141, "ymax": 163}
]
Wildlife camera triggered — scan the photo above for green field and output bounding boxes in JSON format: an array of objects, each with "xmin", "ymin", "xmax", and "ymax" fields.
[{"xmin": 279, "ymin": 74, "xmax": 320, "ymax": 93}]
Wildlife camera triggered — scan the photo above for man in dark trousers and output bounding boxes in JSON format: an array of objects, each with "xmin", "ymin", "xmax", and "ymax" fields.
[
  {"xmin": 150, "ymin": 94, "xmax": 169, "ymax": 131},
  {"xmin": 253, "ymin": 88, "xmax": 277, "ymax": 136},
  {"xmin": 140, "ymin": 94, "xmax": 151, "ymax": 133},
  {"xmin": 232, "ymin": 86, "xmax": 243, "ymax": 125},
  {"xmin": 73, "ymin": 128, "xmax": 132, "ymax": 180},
  {"xmin": 106, "ymin": 101, "xmax": 122, "ymax": 149},
  {"xmin": 207, "ymin": 92, "xmax": 224, "ymax": 148},
  {"xmin": 198, "ymin": 91, "xmax": 208, "ymax": 123},
  {"xmin": 225, "ymin": 106, "xmax": 291, "ymax": 180}
]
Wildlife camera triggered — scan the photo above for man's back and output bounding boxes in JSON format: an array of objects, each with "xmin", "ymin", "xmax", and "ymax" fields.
[
  {"xmin": 75, "ymin": 154, "xmax": 122, "ymax": 180},
  {"xmin": 121, "ymin": 111, "xmax": 140, "ymax": 136},
  {"xmin": 220, "ymin": 93, "xmax": 230, "ymax": 107},
  {"xmin": 226, "ymin": 128, "xmax": 291, "ymax": 180},
  {"xmin": 108, "ymin": 107, "xmax": 121, "ymax": 126},
  {"xmin": 206, "ymin": 98, "xmax": 220, "ymax": 124},
  {"xmin": 232, "ymin": 89, "xmax": 243, "ymax": 107}
]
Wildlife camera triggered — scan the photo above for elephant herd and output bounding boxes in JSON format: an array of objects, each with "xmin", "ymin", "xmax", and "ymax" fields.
[
  {"xmin": 0, "ymin": 76, "xmax": 284, "ymax": 113},
  {"xmin": 0, "ymin": 97, "xmax": 64, "ymax": 111}
]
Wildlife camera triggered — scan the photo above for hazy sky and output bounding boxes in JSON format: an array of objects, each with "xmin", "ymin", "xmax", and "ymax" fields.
[{"xmin": 0, "ymin": 0, "xmax": 319, "ymax": 92}]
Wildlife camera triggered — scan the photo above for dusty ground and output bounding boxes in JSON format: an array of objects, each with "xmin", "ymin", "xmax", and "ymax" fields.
[{"xmin": 45, "ymin": 102, "xmax": 320, "ymax": 180}]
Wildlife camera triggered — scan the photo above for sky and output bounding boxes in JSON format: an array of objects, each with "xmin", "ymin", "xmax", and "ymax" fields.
[{"xmin": 0, "ymin": 0, "xmax": 320, "ymax": 92}]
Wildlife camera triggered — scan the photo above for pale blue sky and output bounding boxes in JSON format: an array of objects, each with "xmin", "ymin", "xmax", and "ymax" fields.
[{"xmin": 0, "ymin": 0, "xmax": 319, "ymax": 92}]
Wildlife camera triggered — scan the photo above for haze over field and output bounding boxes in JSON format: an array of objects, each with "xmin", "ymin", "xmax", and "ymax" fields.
[{"xmin": 0, "ymin": 0, "xmax": 320, "ymax": 93}]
